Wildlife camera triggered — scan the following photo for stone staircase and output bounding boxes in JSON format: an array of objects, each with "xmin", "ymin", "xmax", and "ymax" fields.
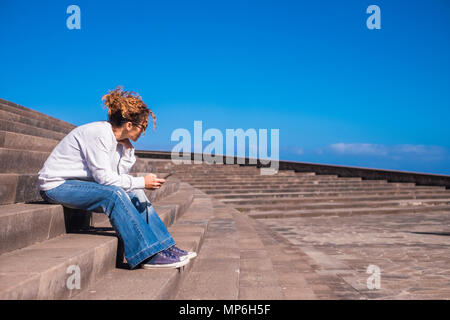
[
  {"xmin": 163, "ymin": 163, "xmax": 450, "ymax": 299},
  {"xmin": 2, "ymin": 98, "xmax": 449, "ymax": 300},
  {"xmin": 172, "ymin": 165, "xmax": 450, "ymax": 219}
]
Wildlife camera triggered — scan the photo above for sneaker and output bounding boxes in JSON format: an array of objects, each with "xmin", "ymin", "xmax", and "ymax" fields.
[
  {"xmin": 167, "ymin": 245, "xmax": 197, "ymax": 261},
  {"xmin": 141, "ymin": 249, "xmax": 190, "ymax": 269}
]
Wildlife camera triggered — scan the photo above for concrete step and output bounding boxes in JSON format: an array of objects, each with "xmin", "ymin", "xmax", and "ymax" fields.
[
  {"xmin": 133, "ymin": 174, "xmax": 181, "ymax": 204},
  {"xmin": 176, "ymin": 198, "xmax": 336, "ymax": 299},
  {"xmin": 131, "ymin": 159, "xmax": 183, "ymax": 175},
  {"xmin": 212, "ymin": 189, "xmax": 450, "ymax": 200},
  {"xmin": 0, "ymin": 99, "xmax": 75, "ymax": 132},
  {"xmin": 247, "ymin": 204, "xmax": 450, "ymax": 219},
  {"xmin": 160, "ymin": 164, "xmax": 261, "ymax": 170},
  {"xmin": 152, "ymin": 183, "xmax": 195, "ymax": 227},
  {"xmin": 0, "ymin": 233, "xmax": 118, "ymax": 299},
  {"xmin": 0, "ymin": 119, "xmax": 67, "ymax": 141},
  {"xmin": 0, "ymin": 130, "xmax": 59, "ymax": 152},
  {"xmin": 181, "ymin": 176, "xmax": 363, "ymax": 184},
  {"xmin": 234, "ymin": 198, "xmax": 450, "ymax": 212},
  {"xmin": 237, "ymin": 214, "xmax": 338, "ymax": 299},
  {"xmin": 203, "ymin": 186, "xmax": 446, "ymax": 195},
  {"xmin": 187, "ymin": 181, "xmax": 394, "ymax": 189},
  {"xmin": 0, "ymin": 108, "xmax": 72, "ymax": 135},
  {"xmin": 0, "ymin": 170, "xmax": 177, "ymax": 205},
  {"xmin": 194, "ymin": 184, "xmax": 425, "ymax": 192},
  {"xmin": 89, "ymin": 182, "xmax": 195, "ymax": 238},
  {"xmin": 70, "ymin": 186, "xmax": 213, "ymax": 300},
  {"xmin": 0, "ymin": 203, "xmax": 65, "ymax": 255},
  {"xmin": 221, "ymin": 193, "xmax": 450, "ymax": 206},
  {"xmin": 177, "ymin": 171, "xmax": 311, "ymax": 177},
  {"xmin": 181, "ymin": 177, "xmax": 364, "ymax": 186},
  {"xmin": 61, "ymin": 180, "xmax": 183, "ymax": 231},
  {"xmin": 67, "ymin": 182, "xmax": 192, "ymax": 233},
  {"xmin": 0, "ymin": 179, "xmax": 181, "ymax": 254},
  {"xmin": 0, "ymin": 173, "xmax": 41, "ymax": 205},
  {"xmin": 248, "ymin": 218, "xmax": 347, "ymax": 299},
  {"xmin": 174, "ymin": 199, "xmax": 241, "ymax": 299},
  {"xmin": 194, "ymin": 180, "xmax": 414, "ymax": 187},
  {"xmin": 0, "ymin": 148, "xmax": 50, "ymax": 174}
]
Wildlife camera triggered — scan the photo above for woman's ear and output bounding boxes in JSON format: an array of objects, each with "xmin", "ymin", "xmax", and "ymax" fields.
[{"xmin": 125, "ymin": 121, "xmax": 133, "ymax": 131}]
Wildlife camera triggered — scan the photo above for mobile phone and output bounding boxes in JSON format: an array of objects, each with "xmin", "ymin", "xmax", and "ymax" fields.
[{"xmin": 163, "ymin": 172, "xmax": 175, "ymax": 179}]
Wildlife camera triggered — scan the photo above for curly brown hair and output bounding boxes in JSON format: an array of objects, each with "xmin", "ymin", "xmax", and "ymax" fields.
[{"xmin": 102, "ymin": 85, "xmax": 156, "ymax": 134}]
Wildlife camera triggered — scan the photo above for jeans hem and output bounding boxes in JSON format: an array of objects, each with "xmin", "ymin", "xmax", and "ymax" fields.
[{"xmin": 126, "ymin": 236, "xmax": 176, "ymax": 269}]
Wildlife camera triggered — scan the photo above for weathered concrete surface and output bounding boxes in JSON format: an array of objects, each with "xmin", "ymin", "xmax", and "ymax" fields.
[{"xmin": 260, "ymin": 212, "xmax": 450, "ymax": 299}]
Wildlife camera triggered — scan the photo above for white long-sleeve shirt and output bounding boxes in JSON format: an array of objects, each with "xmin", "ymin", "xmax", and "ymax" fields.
[{"xmin": 38, "ymin": 121, "xmax": 146, "ymax": 191}]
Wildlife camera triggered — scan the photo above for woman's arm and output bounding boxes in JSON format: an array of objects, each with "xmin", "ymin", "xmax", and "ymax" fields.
[
  {"xmin": 117, "ymin": 139, "xmax": 136, "ymax": 175},
  {"xmin": 82, "ymin": 135, "xmax": 145, "ymax": 191}
]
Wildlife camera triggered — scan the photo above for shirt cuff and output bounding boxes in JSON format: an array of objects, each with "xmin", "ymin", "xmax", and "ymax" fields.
[{"xmin": 132, "ymin": 176, "xmax": 146, "ymax": 189}]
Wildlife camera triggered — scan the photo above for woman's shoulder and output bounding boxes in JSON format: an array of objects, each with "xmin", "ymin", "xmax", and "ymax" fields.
[{"xmin": 75, "ymin": 121, "xmax": 115, "ymax": 140}]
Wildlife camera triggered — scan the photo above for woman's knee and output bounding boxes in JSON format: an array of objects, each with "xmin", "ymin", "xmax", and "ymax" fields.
[
  {"xmin": 128, "ymin": 189, "xmax": 148, "ymax": 202},
  {"xmin": 107, "ymin": 185, "xmax": 131, "ymax": 202},
  {"xmin": 127, "ymin": 189, "xmax": 149, "ymax": 211}
]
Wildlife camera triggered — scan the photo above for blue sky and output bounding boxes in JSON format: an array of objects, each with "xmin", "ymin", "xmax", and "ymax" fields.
[{"xmin": 1, "ymin": 0, "xmax": 449, "ymax": 174}]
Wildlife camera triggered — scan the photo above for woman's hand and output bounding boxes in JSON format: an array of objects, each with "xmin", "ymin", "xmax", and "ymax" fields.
[
  {"xmin": 118, "ymin": 138, "xmax": 133, "ymax": 149},
  {"xmin": 144, "ymin": 173, "xmax": 166, "ymax": 189}
]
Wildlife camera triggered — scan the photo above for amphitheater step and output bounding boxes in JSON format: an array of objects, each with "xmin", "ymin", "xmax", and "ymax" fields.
[
  {"xmin": 175, "ymin": 199, "xmax": 338, "ymax": 299},
  {"xmin": 174, "ymin": 200, "xmax": 241, "ymax": 299},
  {"xmin": 70, "ymin": 187, "xmax": 213, "ymax": 300},
  {"xmin": 247, "ymin": 204, "xmax": 450, "ymax": 219},
  {"xmin": 0, "ymin": 173, "xmax": 180, "ymax": 206},
  {"xmin": 0, "ymin": 119, "xmax": 67, "ymax": 141},
  {"xmin": 180, "ymin": 174, "xmax": 346, "ymax": 181},
  {"xmin": 0, "ymin": 174, "xmax": 41, "ymax": 205},
  {"xmin": 0, "ymin": 148, "xmax": 50, "ymax": 174},
  {"xmin": 0, "ymin": 108, "xmax": 72, "ymax": 135},
  {"xmin": 188, "ymin": 181, "xmax": 417, "ymax": 188},
  {"xmin": 178, "ymin": 172, "xmax": 309, "ymax": 178},
  {"xmin": 188, "ymin": 182, "xmax": 396, "ymax": 189},
  {"xmin": 0, "ymin": 203, "xmax": 65, "ymax": 255},
  {"xmin": 212, "ymin": 189, "xmax": 450, "ymax": 200},
  {"xmin": 181, "ymin": 179, "xmax": 370, "ymax": 186},
  {"xmin": 0, "ymin": 178, "xmax": 184, "ymax": 253},
  {"xmin": 203, "ymin": 186, "xmax": 445, "ymax": 194},
  {"xmin": 0, "ymin": 233, "xmax": 118, "ymax": 299},
  {"xmin": 152, "ymin": 183, "xmax": 195, "ymax": 227},
  {"xmin": 248, "ymin": 218, "xmax": 354, "ymax": 299},
  {"xmin": 0, "ymin": 99, "xmax": 75, "ymax": 132},
  {"xmin": 72, "ymin": 181, "xmax": 191, "ymax": 231},
  {"xmin": 0, "ymin": 130, "xmax": 59, "ymax": 152},
  {"xmin": 234, "ymin": 198, "xmax": 450, "ymax": 212},
  {"xmin": 221, "ymin": 193, "xmax": 450, "ymax": 206}
]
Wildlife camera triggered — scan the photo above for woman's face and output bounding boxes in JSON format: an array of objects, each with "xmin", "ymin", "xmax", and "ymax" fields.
[{"xmin": 125, "ymin": 120, "xmax": 147, "ymax": 142}]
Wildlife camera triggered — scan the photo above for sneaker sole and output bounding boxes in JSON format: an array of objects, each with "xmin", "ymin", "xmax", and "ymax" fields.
[
  {"xmin": 186, "ymin": 252, "xmax": 197, "ymax": 259},
  {"xmin": 141, "ymin": 258, "xmax": 190, "ymax": 269},
  {"xmin": 178, "ymin": 252, "xmax": 197, "ymax": 261}
]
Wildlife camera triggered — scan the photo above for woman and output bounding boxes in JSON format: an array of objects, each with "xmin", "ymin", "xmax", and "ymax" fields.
[{"xmin": 38, "ymin": 86, "xmax": 196, "ymax": 269}]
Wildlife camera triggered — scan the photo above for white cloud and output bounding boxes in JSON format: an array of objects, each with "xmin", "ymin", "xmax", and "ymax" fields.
[
  {"xmin": 326, "ymin": 142, "xmax": 447, "ymax": 161},
  {"xmin": 282, "ymin": 146, "xmax": 304, "ymax": 155},
  {"xmin": 392, "ymin": 144, "xmax": 446, "ymax": 156},
  {"xmin": 329, "ymin": 143, "xmax": 388, "ymax": 156}
]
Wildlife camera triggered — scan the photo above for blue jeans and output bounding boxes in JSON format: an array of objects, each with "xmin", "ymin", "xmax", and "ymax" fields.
[{"xmin": 40, "ymin": 180, "xmax": 175, "ymax": 269}]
